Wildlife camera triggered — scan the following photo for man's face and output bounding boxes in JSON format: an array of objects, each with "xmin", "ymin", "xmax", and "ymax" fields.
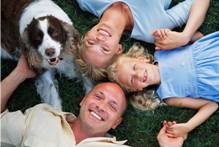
[
  {"xmin": 79, "ymin": 83, "xmax": 126, "ymax": 134},
  {"xmin": 83, "ymin": 23, "xmax": 123, "ymax": 68}
]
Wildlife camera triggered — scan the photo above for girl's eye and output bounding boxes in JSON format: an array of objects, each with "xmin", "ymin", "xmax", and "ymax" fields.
[
  {"xmin": 133, "ymin": 64, "xmax": 136, "ymax": 71},
  {"xmin": 131, "ymin": 76, "xmax": 134, "ymax": 85}
]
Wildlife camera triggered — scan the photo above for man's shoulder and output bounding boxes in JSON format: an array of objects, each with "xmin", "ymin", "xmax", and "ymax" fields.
[
  {"xmin": 78, "ymin": 136, "xmax": 130, "ymax": 147},
  {"xmin": 25, "ymin": 103, "xmax": 69, "ymax": 117}
]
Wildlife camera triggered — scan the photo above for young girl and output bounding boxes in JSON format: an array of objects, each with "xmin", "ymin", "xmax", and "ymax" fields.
[{"xmin": 107, "ymin": 31, "xmax": 219, "ymax": 138}]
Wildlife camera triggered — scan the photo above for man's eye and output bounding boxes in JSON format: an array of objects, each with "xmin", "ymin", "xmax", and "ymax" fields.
[
  {"xmin": 110, "ymin": 103, "xmax": 117, "ymax": 112},
  {"xmin": 95, "ymin": 94, "xmax": 102, "ymax": 100}
]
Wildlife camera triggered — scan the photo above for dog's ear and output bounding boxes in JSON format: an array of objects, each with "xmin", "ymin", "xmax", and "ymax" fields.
[
  {"xmin": 21, "ymin": 29, "xmax": 43, "ymax": 73},
  {"xmin": 21, "ymin": 28, "xmax": 29, "ymax": 50},
  {"xmin": 61, "ymin": 22, "xmax": 81, "ymax": 45},
  {"xmin": 61, "ymin": 22, "xmax": 81, "ymax": 55},
  {"xmin": 27, "ymin": 48, "xmax": 44, "ymax": 73}
]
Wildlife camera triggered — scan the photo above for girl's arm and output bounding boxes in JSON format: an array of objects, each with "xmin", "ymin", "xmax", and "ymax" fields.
[
  {"xmin": 164, "ymin": 97, "xmax": 218, "ymax": 137},
  {"xmin": 181, "ymin": 0, "xmax": 210, "ymax": 40}
]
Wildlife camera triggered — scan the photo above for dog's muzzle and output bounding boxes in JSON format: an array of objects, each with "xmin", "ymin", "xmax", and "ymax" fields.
[{"xmin": 45, "ymin": 48, "xmax": 62, "ymax": 65}]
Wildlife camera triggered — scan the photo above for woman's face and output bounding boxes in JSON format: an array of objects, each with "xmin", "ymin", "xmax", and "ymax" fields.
[
  {"xmin": 83, "ymin": 23, "xmax": 123, "ymax": 68},
  {"xmin": 116, "ymin": 56, "xmax": 158, "ymax": 91}
]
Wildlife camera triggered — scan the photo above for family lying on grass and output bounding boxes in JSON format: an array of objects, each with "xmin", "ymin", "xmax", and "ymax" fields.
[{"xmin": 1, "ymin": 0, "xmax": 218, "ymax": 146}]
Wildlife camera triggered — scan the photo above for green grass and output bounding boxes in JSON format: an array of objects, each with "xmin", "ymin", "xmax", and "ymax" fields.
[{"xmin": 1, "ymin": 0, "xmax": 219, "ymax": 147}]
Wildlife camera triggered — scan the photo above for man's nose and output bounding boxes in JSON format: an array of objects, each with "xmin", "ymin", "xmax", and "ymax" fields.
[{"xmin": 96, "ymin": 102, "xmax": 106, "ymax": 113}]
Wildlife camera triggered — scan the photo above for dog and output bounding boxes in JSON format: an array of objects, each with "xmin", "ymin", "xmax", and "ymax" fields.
[{"xmin": 1, "ymin": 0, "xmax": 93, "ymax": 110}]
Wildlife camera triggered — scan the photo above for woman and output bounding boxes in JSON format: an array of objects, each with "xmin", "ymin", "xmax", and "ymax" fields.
[{"xmin": 76, "ymin": 0, "xmax": 209, "ymax": 71}]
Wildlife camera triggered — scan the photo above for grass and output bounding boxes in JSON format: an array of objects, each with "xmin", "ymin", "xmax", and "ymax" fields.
[{"xmin": 1, "ymin": 0, "xmax": 219, "ymax": 147}]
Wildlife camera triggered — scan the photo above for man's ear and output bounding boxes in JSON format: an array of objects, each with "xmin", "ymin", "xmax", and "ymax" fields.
[
  {"xmin": 116, "ymin": 44, "xmax": 123, "ymax": 55},
  {"xmin": 112, "ymin": 117, "xmax": 122, "ymax": 129},
  {"xmin": 80, "ymin": 96, "xmax": 87, "ymax": 106}
]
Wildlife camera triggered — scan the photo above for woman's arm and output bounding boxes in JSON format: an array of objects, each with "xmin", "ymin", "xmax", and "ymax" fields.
[
  {"xmin": 164, "ymin": 97, "xmax": 218, "ymax": 137},
  {"xmin": 182, "ymin": 0, "xmax": 210, "ymax": 39},
  {"xmin": 1, "ymin": 55, "xmax": 36, "ymax": 112},
  {"xmin": 154, "ymin": 0, "xmax": 210, "ymax": 50}
]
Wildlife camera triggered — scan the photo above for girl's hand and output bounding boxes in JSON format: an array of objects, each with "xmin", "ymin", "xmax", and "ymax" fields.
[
  {"xmin": 166, "ymin": 122, "xmax": 190, "ymax": 138},
  {"xmin": 157, "ymin": 120, "xmax": 185, "ymax": 147},
  {"xmin": 15, "ymin": 55, "xmax": 36, "ymax": 79}
]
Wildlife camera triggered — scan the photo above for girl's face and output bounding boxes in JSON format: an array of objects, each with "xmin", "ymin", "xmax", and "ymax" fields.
[{"xmin": 116, "ymin": 56, "xmax": 158, "ymax": 91}]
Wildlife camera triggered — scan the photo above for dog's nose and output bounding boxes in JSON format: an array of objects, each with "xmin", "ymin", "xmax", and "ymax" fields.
[{"xmin": 45, "ymin": 48, "xmax": 55, "ymax": 57}]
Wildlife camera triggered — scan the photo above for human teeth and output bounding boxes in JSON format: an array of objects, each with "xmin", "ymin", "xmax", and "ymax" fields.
[
  {"xmin": 99, "ymin": 29, "xmax": 110, "ymax": 36},
  {"xmin": 91, "ymin": 111, "xmax": 102, "ymax": 121}
]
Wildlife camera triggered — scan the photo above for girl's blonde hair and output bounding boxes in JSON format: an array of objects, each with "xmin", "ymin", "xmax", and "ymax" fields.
[
  {"xmin": 107, "ymin": 43, "xmax": 161, "ymax": 111},
  {"xmin": 130, "ymin": 88, "xmax": 161, "ymax": 111}
]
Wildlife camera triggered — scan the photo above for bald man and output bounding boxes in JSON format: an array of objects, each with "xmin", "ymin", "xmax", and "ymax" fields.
[{"xmin": 1, "ymin": 56, "xmax": 185, "ymax": 147}]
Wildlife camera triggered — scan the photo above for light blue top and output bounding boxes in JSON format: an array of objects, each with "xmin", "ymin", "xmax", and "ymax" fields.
[
  {"xmin": 76, "ymin": 0, "xmax": 194, "ymax": 43},
  {"xmin": 155, "ymin": 32, "xmax": 219, "ymax": 102}
]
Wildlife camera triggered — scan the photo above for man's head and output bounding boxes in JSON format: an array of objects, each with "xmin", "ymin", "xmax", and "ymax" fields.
[
  {"xmin": 82, "ymin": 23, "xmax": 123, "ymax": 68},
  {"xmin": 79, "ymin": 82, "xmax": 127, "ymax": 135}
]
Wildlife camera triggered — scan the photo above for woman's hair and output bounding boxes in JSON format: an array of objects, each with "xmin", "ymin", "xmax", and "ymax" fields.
[
  {"xmin": 74, "ymin": 38, "xmax": 108, "ymax": 80},
  {"xmin": 107, "ymin": 43, "xmax": 160, "ymax": 111}
]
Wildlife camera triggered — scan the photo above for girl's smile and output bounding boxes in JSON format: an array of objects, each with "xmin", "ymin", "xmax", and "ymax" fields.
[{"xmin": 116, "ymin": 56, "xmax": 160, "ymax": 91}]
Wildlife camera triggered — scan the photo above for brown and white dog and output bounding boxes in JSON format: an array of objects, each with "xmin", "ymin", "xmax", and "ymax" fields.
[{"xmin": 1, "ymin": 0, "xmax": 93, "ymax": 110}]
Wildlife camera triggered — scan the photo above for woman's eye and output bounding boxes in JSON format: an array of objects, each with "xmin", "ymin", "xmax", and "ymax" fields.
[
  {"xmin": 87, "ymin": 40, "xmax": 94, "ymax": 45},
  {"xmin": 103, "ymin": 48, "xmax": 110, "ymax": 52}
]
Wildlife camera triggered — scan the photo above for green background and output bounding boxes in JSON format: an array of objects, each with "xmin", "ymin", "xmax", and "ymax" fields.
[{"xmin": 1, "ymin": 0, "xmax": 219, "ymax": 147}]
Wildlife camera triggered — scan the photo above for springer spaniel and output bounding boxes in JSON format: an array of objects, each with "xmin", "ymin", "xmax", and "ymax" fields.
[{"xmin": 1, "ymin": 0, "xmax": 93, "ymax": 110}]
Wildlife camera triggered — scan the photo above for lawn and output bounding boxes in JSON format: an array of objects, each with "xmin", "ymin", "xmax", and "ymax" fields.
[{"xmin": 1, "ymin": 0, "xmax": 219, "ymax": 147}]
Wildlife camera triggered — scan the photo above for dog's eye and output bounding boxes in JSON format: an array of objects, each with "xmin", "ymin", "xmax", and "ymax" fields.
[
  {"xmin": 34, "ymin": 31, "xmax": 43, "ymax": 42},
  {"xmin": 48, "ymin": 27, "xmax": 54, "ymax": 34},
  {"xmin": 48, "ymin": 27, "xmax": 58, "ymax": 38},
  {"xmin": 52, "ymin": 32, "xmax": 59, "ymax": 38},
  {"xmin": 35, "ymin": 36, "xmax": 41, "ymax": 42}
]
